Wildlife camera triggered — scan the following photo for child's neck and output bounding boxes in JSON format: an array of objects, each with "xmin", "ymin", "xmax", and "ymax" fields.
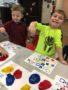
[{"xmin": 50, "ymin": 25, "xmax": 60, "ymax": 29}]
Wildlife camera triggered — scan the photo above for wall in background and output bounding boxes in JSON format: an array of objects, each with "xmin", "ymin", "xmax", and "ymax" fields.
[
  {"xmin": 56, "ymin": 0, "xmax": 68, "ymax": 19},
  {"xmin": 62, "ymin": 0, "xmax": 68, "ymax": 19},
  {"xmin": 56, "ymin": 0, "xmax": 63, "ymax": 9},
  {"xmin": 41, "ymin": 0, "xmax": 52, "ymax": 24},
  {"xmin": 41, "ymin": 0, "xmax": 56, "ymax": 24}
]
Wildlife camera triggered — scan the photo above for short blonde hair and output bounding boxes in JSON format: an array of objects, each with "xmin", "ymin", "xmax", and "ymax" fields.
[{"xmin": 11, "ymin": 4, "xmax": 25, "ymax": 14}]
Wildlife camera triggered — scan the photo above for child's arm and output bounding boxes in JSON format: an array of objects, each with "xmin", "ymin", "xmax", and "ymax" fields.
[
  {"xmin": 56, "ymin": 47, "xmax": 68, "ymax": 65},
  {"xmin": 0, "ymin": 27, "xmax": 6, "ymax": 33},
  {"xmin": 28, "ymin": 21, "xmax": 37, "ymax": 36}
]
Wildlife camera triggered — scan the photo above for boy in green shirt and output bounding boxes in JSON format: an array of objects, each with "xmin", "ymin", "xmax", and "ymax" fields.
[{"xmin": 28, "ymin": 10, "xmax": 68, "ymax": 65}]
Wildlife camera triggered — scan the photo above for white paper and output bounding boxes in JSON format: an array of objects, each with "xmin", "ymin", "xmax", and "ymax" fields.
[
  {"xmin": 51, "ymin": 75, "xmax": 68, "ymax": 90},
  {"xmin": 0, "ymin": 41, "xmax": 16, "ymax": 65},
  {"xmin": 27, "ymin": 70, "xmax": 53, "ymax": 90},
  {"xmin": 0, "ymin": 61, "xmax": 30, "ymax": 90},
  {"xmin": 25, "ymin": 52, "xmax": 57, "ymax": 74}
]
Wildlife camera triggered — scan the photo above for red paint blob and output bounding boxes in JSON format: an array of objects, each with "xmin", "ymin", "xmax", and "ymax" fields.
[
  {"xmin": 13, "ymin": 69, "xmax": 22, "ymax": 79},
  {"xmin": 0, "ymin": 55, "xmax": 8, "ymax": 61},
  {"xmin": 38, "ymin": 80, "xmax": 52, "ymax": 90}
]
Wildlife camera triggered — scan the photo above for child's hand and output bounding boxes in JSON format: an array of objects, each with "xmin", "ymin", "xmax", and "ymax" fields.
[
  {"xmin": 0, "ymin": 27, "xmax": 6, "ymax": 33},
  {"xmin": 28, "ymin": 21, "xmax": 37, "ymax": 36},
  {"xmin": 60, "ymin": 59, "xmax": 68, "ymax": 65},
  {"xmin": 0, "ymin": 47, "xmax": 8, "ymax": 56}
]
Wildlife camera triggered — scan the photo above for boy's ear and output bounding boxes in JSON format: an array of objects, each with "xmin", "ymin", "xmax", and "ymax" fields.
[{"xmin": 61, "ymin": 19, "xmax": 65, "ymax": 25}]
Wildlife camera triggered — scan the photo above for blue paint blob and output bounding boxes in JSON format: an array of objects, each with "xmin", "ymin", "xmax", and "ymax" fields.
[
  {"xmin": 29, "ymin": 73, "xmax": 40, "ymax": 84},
  {"xmin": 6, "ymin": 74, "xmax": 15, "ymax": 86}
]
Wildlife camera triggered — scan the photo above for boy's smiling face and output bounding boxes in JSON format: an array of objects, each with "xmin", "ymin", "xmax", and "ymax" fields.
[
  {"xmin": 11, "ymin": 10, "xmax": 23, "ymax": 23},
  {"xmin": 49, "ymin": 12, "xmax": 65, "ymax": 28}
]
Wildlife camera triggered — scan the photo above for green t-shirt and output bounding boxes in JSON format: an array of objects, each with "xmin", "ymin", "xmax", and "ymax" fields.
[{"xmin": 35, "ymin": 22, "xmax": 62, "ymax": 57}]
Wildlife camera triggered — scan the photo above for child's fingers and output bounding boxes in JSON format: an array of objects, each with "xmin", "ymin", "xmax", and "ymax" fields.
[
  {"xmin": 0, "ymin": 48, "xmax": 8, "ymax": 56},
  {"xmin": 0, "ymin": 27, "xmax": 6, "ymax": 32},
  {"xmin": 60, "ymin": 60, "xmax": 68, "ymax": 65}
]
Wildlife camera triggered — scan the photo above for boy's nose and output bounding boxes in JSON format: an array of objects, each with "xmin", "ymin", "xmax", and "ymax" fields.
[
  {"xmin": 55, "ymin": 17, "xmax": 59, "ymax": 21},
  {"xmin": 14, "ymin": 16, "xmax": 17, "ymax": 19},
  {"xmin": 55, "ymin": 16, "xmax": 59, "ymax": 20}
]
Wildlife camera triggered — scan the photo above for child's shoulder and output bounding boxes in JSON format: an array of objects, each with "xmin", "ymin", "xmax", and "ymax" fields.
[{"xmin": 4, "ymin": 20, "xmax": 13, "ymax": 26}]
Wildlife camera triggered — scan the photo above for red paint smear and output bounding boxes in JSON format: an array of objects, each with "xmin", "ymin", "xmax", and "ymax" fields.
[
  {"xmin": 13, "ymin": 69, "xmax": 22, "ymax": 79},
  {"xmin": 0, "ymin": 55, "xmax": 8, "ymax": 61},
  {"xmin": 38, "ymin": 80, "xmax": 52, "ymax": 90}
]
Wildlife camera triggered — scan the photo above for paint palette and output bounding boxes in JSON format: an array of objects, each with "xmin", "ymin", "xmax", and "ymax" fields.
[
  {"xmin": 25, "ymin": 53, "xmax": 58, "ymax": 74},
  {"xmin": 20, "ymin": 70, "xmax": 53, "ymax": 90},
  {"xmin": 0, "ymin": 61, "xmax": 30, "ymax": 90},
  {"xmin": 51, "ymin": 75, "xmax": 68, "ymax": 90},
  {"xmin": 0, "ymin": 41, "xmax": 16, "ymax": 65}
]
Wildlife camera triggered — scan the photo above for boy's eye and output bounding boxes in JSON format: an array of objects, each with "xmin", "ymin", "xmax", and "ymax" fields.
[
  {"xmin": 12, "ymin": 14, "xmax": 19, "ymax": 17},
  {"xmin": 53, "ymin": 15, "xmax": 57, "ymax": 18},
  {"xmin": 53, "ymin": 14, "xmax": 64, "ymax": 20},
  {"xmin": 16, "ymin": 15, "xmax": 19, "ymax": 17},
  {"xmin": 59, "ymin": 17, "xmax": 64, "ymax": 20}
]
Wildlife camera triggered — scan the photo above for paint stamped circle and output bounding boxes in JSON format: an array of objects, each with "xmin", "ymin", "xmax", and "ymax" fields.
[{"xmin": 29, "ymin": 73, "xmax": 40, "ymax": 84}]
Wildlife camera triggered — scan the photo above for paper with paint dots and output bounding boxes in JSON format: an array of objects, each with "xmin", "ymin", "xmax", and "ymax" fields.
[
  {"xmin": 0, "ymin": 61, "xmax": 53, "ymax": 90},
  {"xmin": 0, "ymin": 41, "xmax": 22, "ymax": 66},
  {"xmin": 20, "ymin": 70, "xmax": 53, "ymax": 90},
  {"xmin": 0, "ymin": 41, "xmax": 21, "ymax": 52},
  {"xmin": 0, "ymin": 61, "xmax": 30, "ymax": 90},
  {"xmin": 51, "ymin": 75, "xmax": 68, "ymax": 90},
  {"xmin": 25, "ymin": 53, "xmax": 58, "ymax": 74},
  {"xmin": 26, "ymin": 70, "xmax": 53, "ymax": 90}
]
